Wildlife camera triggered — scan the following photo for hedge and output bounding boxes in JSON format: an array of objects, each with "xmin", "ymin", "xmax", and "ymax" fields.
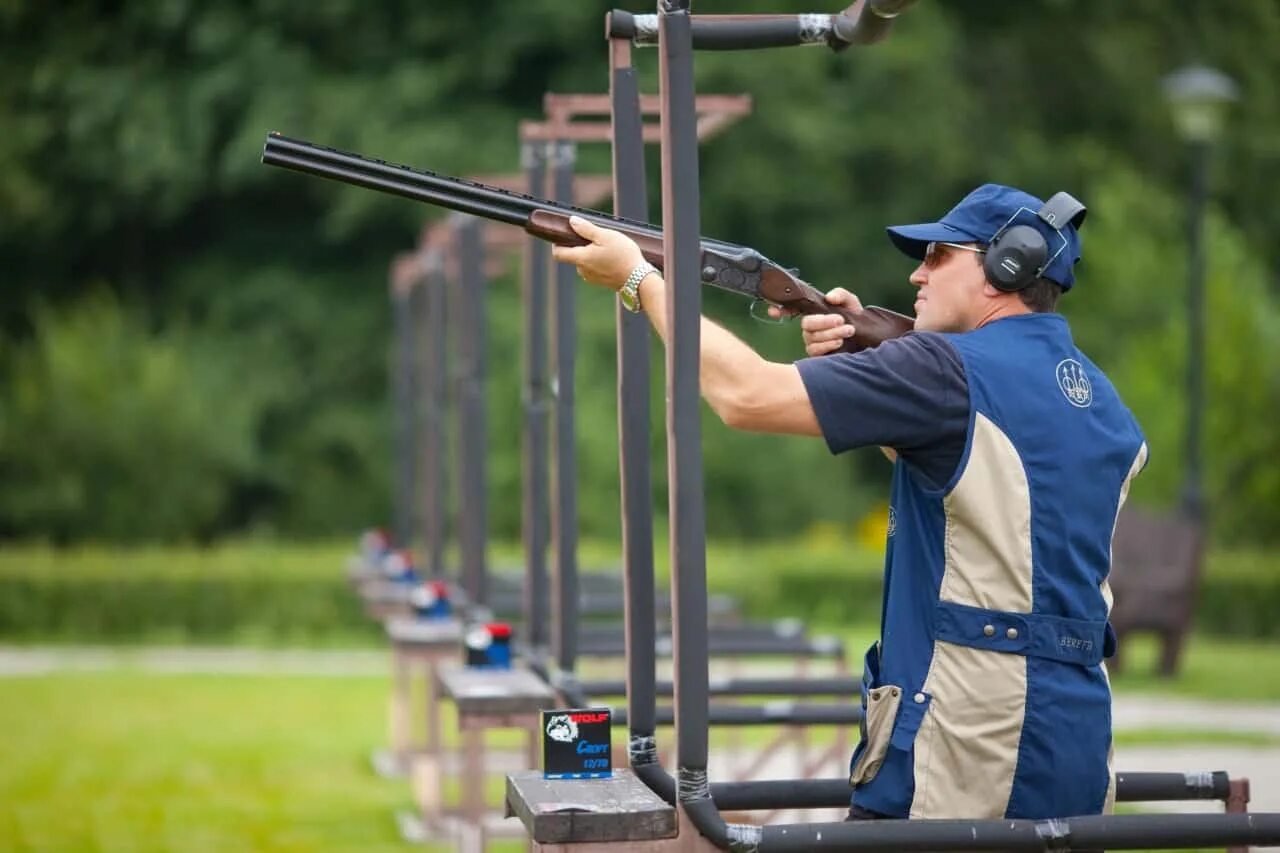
[{"xmin": 0, "ymin": 541, "xmax": 1274, "ymax": 642}]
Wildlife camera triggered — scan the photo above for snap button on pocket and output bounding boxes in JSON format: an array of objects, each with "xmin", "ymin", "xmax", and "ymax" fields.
[
  {"xmin": 849, "ymin": 683, "xmax": 905, "ymax": 787},
  {"xmin": 983, "ymin": 624, "xmax": 995, "ymax": 637},
  {"xmin": 1006, "ymin": 628, "xmax": 1019, "ymax": 640}
]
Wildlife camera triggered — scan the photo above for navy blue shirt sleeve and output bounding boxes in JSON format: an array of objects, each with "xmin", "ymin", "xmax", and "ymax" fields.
[{"xmin": 795, "ymin": 331, "xmax": 970, "ymax": 490}]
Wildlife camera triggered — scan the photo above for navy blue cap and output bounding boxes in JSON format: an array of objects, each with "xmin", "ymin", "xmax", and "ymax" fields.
[{"xmin": 886, "ymin": 183, "xmax": 1084, "ymax": 289}]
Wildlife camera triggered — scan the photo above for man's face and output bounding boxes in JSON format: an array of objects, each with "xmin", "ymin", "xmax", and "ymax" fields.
[{"xmin": 908, "ymin": 242, "xmax": 990, "ymax": 333}]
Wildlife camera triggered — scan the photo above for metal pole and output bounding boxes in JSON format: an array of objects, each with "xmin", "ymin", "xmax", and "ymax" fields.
[
  {"xmin": 455, "ymin": 217, "xmax": 489, "ymax": 606},
  {"xmin": 521, "ymin": 142, "xmax": 552, "ymax": 649},
  {"xmin": 390, "ymin": 276, "xmax": 416, "ymax": 547},
  {"xmin": 1183, "ymin": 138, "xmax": 1209, "ymax": 521},
  {"xmin": 658, "ymin": 0, "xmax": 711, "ymax": 778},
  {"xmin": 551, "ymin": 139, "xmax": 581, "ymax": 674},
  {"xmin": 608, "ymin": 29, "xmax": 660, "ymax": 757},
  {"xmin": 421, "ymin": 249, "xmax": 449, "ymax": 578}
]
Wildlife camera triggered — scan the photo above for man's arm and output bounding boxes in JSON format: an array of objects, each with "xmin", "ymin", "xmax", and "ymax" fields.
[
  {"xmin": 787, "ymin": 288, "xmax": 899, "ymax": 463},
  {"xmin": 553, "ymin": 217, "xmax": 821, "ymax": 437},
  {"xmin": 636, "ymin": 270, "xmax": 820, "ymax": 435}
]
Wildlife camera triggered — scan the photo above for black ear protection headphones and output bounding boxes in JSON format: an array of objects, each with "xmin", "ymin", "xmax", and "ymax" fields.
[{"xmin": 982, "ymin": 191, "xmax": 1088, "ymax": 292}]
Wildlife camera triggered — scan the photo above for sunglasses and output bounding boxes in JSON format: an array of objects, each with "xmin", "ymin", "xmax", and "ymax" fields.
[{"xmin": 924, "ymin": 241, "xmax": 986, "ymax": 269}]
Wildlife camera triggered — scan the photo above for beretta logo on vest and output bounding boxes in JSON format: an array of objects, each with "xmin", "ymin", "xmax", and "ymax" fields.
[{"xmin": 1056, "ymin": 359, "xmax": 1092, "ymax": 408}]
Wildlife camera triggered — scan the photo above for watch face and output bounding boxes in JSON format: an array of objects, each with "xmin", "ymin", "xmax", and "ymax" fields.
[{"xmin": 618, "ymin": 286, "xmax": 641, "ymax": 313}]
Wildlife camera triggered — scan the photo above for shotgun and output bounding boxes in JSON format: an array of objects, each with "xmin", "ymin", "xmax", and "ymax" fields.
[{"xmin": 261, "ymin": 133, "xmax": 914, "ymax": 353}]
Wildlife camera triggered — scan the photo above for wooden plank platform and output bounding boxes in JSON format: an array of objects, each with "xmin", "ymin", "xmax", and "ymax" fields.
[{"xmin": 505, "ymin": 769, "xmax": 677, "ymax": 844}]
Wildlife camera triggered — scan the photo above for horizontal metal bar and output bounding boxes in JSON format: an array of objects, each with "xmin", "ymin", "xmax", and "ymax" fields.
[
  {"xmin": 609, "ymin": 702, "xmax": 861, "ymax": 727},
  {"xmin": 542, "ymin": 92, "xmax": 752, "ymax": 118},
  {"xmin": 610, "ymin": 10, "xmax": 838, "ymax": 50},
  {"xmin": 579, "ymin": 675, "xmax": 860, "ymax": 698},
  {"xmin": 756, "ymin": 812, "xmax": 1280, "ymax": 851}
]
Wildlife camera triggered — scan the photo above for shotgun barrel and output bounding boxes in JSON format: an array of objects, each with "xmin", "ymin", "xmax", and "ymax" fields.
[{"xmin": 261, "ymin": 132, "xmax": 916, "ymax": 352}]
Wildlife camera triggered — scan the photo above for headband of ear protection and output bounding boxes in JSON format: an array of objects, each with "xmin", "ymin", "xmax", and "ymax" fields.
[{"xmin": 983, "ymin": 191, "xmax": 1088, "ymax": 292}]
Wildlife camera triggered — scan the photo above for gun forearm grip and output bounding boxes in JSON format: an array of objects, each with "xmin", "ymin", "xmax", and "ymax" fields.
[
  {"xmin": 835, "ymin": 305, "xmax": 915, "ymax": 352},
  {"xmin": 773, "ymin": 280, "xmax": 914, "ymax": 353}
]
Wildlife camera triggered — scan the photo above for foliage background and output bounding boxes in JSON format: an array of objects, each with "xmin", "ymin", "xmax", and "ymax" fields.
[{"xmin": 2, "ymin": 0, "xmax": 1278, "ymax": 545}]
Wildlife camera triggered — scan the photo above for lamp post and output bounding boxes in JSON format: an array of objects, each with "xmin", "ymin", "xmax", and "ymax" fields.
[{"xmin": 1162, "ymin": 65, "xmax": 1238, "ymax": 521}]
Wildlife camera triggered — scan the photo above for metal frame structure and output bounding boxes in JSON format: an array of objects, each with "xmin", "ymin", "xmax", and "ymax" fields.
[
  {"xmin": 627, "ymin": 2, "xmax": 1280, "ymax": 850},
  {"xmin": 525, "ymin": 98, "xmax": 873, "ymax": 784}
]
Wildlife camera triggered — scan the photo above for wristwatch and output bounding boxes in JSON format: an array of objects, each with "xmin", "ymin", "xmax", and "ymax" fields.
[{"xmin": 619, "ymin": 261, "xmax": 657, "ymax": 314}]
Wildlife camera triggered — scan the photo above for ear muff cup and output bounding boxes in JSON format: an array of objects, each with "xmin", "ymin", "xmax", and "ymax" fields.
[{"xmin": 983, "ymin": 224, "xmax": 1048, "ymax": 292}]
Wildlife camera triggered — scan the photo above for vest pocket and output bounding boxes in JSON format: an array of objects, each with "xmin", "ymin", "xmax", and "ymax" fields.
[{"xmin": 849, "ymin": 684, "xmax": 903, "ymax": 785}]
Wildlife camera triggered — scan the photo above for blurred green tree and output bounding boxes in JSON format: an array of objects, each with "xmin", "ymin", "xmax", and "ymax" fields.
[{"xmin": 0, "ymin": 0, "xmax": 1277, "ymax": 543}]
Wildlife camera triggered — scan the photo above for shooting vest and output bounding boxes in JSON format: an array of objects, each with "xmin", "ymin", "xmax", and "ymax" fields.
[{"xmin": 850, "ymin": 313, "xmax": 1147, "ymax": 820}]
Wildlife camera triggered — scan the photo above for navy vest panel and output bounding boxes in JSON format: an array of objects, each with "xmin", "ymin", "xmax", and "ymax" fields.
[{"xmin": 851, "ymin": 313, "xmax": 1146, "ymax": 820}]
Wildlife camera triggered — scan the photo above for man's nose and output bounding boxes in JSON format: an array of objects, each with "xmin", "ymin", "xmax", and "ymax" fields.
[{"xmin": 909, "ymin": 263, "xmax": 928, "ymax": 286}]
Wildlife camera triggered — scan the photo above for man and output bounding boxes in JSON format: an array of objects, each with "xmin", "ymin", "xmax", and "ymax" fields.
[{"xmin": 553, "ymin": 183, "xmax": 1147, "ymax": 822}]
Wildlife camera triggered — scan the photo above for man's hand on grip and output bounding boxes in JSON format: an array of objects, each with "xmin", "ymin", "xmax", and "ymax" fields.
[{"xmin": 799, "ymin": 287, "xmax": 861, "ymax": 357}]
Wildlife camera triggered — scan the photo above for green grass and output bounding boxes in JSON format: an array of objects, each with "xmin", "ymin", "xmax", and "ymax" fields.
[
  {"xmin": 1114, "ymin": 727, "xmax": 1280, "ymax": 748},
  {"xmin": 1104, "ymin": 631, "xmax": 1280, "ymax": 702},
  {"xmin": 0, "ymin": 671, "xmax": 527, "ymax": 853},
  {"xmin": 2, "ymin": 667, "xmax": 1278, "ymax": 852}
]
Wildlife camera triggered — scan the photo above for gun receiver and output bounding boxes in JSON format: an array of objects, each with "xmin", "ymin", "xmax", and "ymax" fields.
[{"xmin": 262, "ymin": 132, "xmax": 914, "ymax": 353}]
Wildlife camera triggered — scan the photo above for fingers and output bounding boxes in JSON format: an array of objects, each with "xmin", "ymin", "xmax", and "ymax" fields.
[
  {"xmin": 800, "ymin": 312, "xmax": 854, "ymax": 358},
  {"xmin": 806, "ymin": 338, "xmax": 847, "ymax": 357},
  {"xmin": 567, "ymin": 215, "xmax": 603, "ymax": 241},
  {"xmin": 823, "ymin": 287, "xmax": 864, "ymax": 311},
  {"xmin": 551, "ymin": 244, "xmax": 585, "ymax": 264},
  {"xmin": 799, "ymin": 314, "xmax": 845, "ymax": 333},
  {"xmin": 803, "ymin": 323, "xmax": 856, "ymax": 344}
]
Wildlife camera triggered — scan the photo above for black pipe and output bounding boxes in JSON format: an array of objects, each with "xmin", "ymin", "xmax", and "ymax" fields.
[
  {"xmin": 831, "ymin": 0, "xmax": 920, "ymax": 48},
  {"xmin": 702, "ymin": 771, "xmax": 1236, "ymax": 813},
  {"xmin": 581, "ymin": 618, "xmax": 808, "ymax": 643},
  {"xmin": 550, "ymin": 140, "xmax": 581, "ymax": 674},
  {"xmin": 609, "ymin": 32, "xmax": 661, "ymax": 763},
  {"xmin": 580, "ymin": 675, "xmax": 860, "ymax": 698},
  {"xmin": 1114, "ymin": 769, "xmax": 1228, "ymax": 801},
  {"xmin": 482, "ymin": 587, "xmax": 736, "ymax": 619},
  {"xmin": 656, "ymin": 8, "xmax": 749, "ymax": 848},
  {"xmin": 578, "ymin": 633, "xmax": 845, "ymax": 659},
  {"xmin": 390, "ymin": 275, "xmax": 416, "ymax": 547},
  {"xmin": 711, "ymin": 778, "xmax": 853, "ymax": 811},
  {"xmin": 757, "ymin": 813, "xmax": 1280, "ymax": 851},
  {"xmin": 1181, "ymin": 138, "xmax": 1209, "ymax": 518},
  {"xmin": 455, "ymin": 218, "xmax": 489, "ymax": 606},
  {"xmin": 421, "ymin": 251, "xmax": 449, "ymax": 578},
  {"xmin": 610, "ymin": 703, "xmax": 861, "ymax": 727},
  {"xmin": 520, "ymin": 142, "xmax": 552, "ymax": 650},
  {"xmin": 601, "ymin": 769, "xmax": 1247, "ymax": 815},
  {"xmin": 607, "ymin": 1, "xmax": 921, "ymax": 52},
  {"xmin": 659, "ymin": 0, "xmax": 710, "ymax": 780},
  {"xmin": 610, "ymin": 10, "xmax": 839, "ymax": 50}
]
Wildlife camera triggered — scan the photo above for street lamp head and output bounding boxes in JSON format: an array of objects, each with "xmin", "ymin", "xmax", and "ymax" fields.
[{"xmin": 1163, "ymin": 64, "xmax": 1239, "ymax": 143}]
